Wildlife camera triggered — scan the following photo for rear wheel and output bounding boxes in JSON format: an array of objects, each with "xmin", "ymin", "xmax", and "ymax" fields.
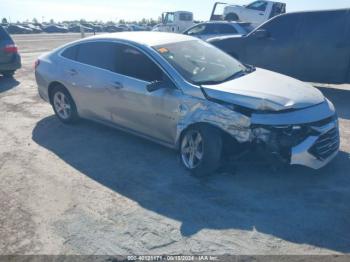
[
  {"xmin": 51, "ymin": 85, "xmax": 79, "ymax": 124},
  {"xmin": 180, "ymin": 125, "xmax": 223, "ymax": 176},
  {"xmin": 225, "ymin": 13, "xmax": 239, "ymax": 21},
  {"xmin": 2, "ymin": 71, "xmax": 15, "ymax": 78}
]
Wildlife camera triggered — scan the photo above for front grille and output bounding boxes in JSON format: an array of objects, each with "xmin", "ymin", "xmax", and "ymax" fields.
[{"xmin": 309, "ymin": 128, "xmax": 340, "ymax": 160}]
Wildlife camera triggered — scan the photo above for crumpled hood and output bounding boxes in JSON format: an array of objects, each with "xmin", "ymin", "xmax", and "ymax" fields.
[{"xmin": 202, "ymin": 68, "xmax": 325, "ymax": 111}]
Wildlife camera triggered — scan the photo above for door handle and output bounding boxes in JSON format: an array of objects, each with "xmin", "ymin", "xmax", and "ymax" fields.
[
  {"xmin": 68, "ymin": 69, "xmax": 78, "ymax": 76},
  {"xmin": 111, "ymin": 81, "xmax": 123, "ymax": 89}
]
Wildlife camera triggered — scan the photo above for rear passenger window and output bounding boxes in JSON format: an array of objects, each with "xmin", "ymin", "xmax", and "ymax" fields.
[
  {"xmin": 118, "ymin": 45, "xmax": 163, "ymax": 82},
  {"xmin": 61, "ymin": 45, "xmax": 78, "ymax": 60},
  {"xmin": 76, "ymin": 42, "xmax": 118, "ymax": 72}
]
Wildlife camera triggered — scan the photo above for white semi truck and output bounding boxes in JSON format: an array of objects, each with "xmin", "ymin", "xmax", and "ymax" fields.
[
  {"xmin": 210, "ymin": 1, "xmax": 286, "ymax": 27},
  {"xmin": 152, "ymin": 11, "xmax": 195, "ymax": 33}
]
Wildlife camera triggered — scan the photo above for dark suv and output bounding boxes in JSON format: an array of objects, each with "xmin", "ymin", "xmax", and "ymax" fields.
[{"xmin": 0, "ymin": 25, "xmax": 21, "ymax": 78}]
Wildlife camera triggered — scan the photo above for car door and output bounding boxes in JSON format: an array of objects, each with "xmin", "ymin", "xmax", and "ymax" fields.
[
  {"xmin": 60, "ymin": 41, "xmax": 121, "ymax": 122},
  {"xmin": 107, "ymin": 43, "xmax": 183, "ymax": 144},
  {"xmin": 293, "ymin": 10, "xmax": 350, "ymax": 83},
  {"xmin": 244, "ymin": 13, "xmax": 301, "ymax": 77},
  {"xmin": 243, "ymin": 1, "xmax": 269, "ymax": 25}
]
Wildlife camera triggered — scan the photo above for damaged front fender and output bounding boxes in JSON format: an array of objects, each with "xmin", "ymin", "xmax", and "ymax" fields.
[{"xmin": 175, "ymin": 98, "xmax": 252, "ymax": 148}]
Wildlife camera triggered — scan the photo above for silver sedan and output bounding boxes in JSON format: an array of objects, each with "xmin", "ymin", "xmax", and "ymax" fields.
[{"xmin": 35, "ymin": 32, "xmax": 339, "ymax": 176}]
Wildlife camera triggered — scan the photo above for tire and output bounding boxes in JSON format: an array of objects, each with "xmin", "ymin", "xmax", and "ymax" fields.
[
  {"xmin": 225, "ymin": 13, "xmax": 239, "ymax": 21},
  {"xmin": 180, "ymin": 125, "xmax": 223, "ymax": 176},
  {"xmin": 50, "ymin": 85, "xmax": 79, "ymax": 124},
  {"xmin": 2, "ymin": 71, "xmax": 15, "ymax": 78}
]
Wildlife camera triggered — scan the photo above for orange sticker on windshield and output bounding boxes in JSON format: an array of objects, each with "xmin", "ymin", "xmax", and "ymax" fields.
[{"xmin": 158, "ymin": 47, "xmax": 169, "ymax": 53}]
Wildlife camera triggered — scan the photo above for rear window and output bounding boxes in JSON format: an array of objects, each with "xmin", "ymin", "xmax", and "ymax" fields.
[{"xmin": 61, "ymin": 45, "xmax": 78, "ymax": 60}]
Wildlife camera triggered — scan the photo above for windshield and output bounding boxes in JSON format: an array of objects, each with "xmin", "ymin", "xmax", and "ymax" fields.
[{"xmin": 154, "ymin": 40, "xmax": 247, "ymax": 85}]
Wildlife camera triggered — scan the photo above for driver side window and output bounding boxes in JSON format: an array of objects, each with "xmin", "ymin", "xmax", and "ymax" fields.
[
  {"xmin": 117, "ymin": 45, "xmax": 164, "ymax": 83},
  {"xmin": 165, "ymin": 13, "xmax": 175, "ymax": 24},
  {"xmin": 246, "ymin": 1, "xmax": 268, "ymax": 11}
]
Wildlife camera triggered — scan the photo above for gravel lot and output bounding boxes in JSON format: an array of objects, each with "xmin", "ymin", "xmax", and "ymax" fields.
[{"xmin": 0, "ymin": 33, "xmax": 349, "ymax": 255}]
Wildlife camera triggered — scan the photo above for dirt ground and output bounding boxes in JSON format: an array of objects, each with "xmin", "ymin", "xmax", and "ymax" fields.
[{"xmin": 0, "ymin": 33, "xmax": 349, "ymax": 255}]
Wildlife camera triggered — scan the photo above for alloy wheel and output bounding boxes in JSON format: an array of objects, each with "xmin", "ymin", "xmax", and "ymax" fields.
[
  {"xmin": 53, "ymin": 91, "xmax": 71, "ymax": 120},
  {"xmin": 181, "ymin": 130, "xmax": 204, "ymax": 169}
]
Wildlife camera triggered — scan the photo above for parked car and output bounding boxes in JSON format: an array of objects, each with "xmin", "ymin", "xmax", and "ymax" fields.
[
  {"xmin": 68, "ymin": 24, "xmax": 93, "ymax": 33},
  {"xmin": 128, "ymin": 24, "xmax": 147, "ymax": 31},
  {"xmin": 43, "ymin": 25, "xmax": 69, "ymax": 33},
  {"xmin": 209, "ymin": 9, "xmax": 350, "ymax": 84},
  {"xmin": 211, "ymin": 0, "xmax": 286, "ymax": 27},
  {"xmin": 35, "ymin": 32, "xmax": 339, "ymax": 175},
  {"xmin": 117, "ymin": 24, "xmax": 131, "ymax": 31},
  {"xmin": 5, "ymin": 24, "xmax": 33, "ymax": 34},
  {"xmin": 183, "ymin": 21, "xmax": 254, "ymax": 41},
  {"xmin": 103, "ymin": 25, "xmax": 124, "ymax": 33},
  {"xmin": 0, "ymin": 26, "xmax": 21, "ymax": 77},
  {"xmin": 24, "ymin": 23, "xmax": 43, "ymax": 33},
  {"xmin": 82, "ymin": 23, "xmax": 103, "ymax": 32}
]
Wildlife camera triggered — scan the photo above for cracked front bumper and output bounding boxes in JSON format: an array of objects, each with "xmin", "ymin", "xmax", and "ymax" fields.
[{"xmin": 290, "ymin": 120, "xmax": 340, "ymax": 169}]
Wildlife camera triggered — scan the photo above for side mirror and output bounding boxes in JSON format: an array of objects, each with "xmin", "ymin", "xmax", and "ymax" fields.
[
  {"xmin": 146, "ymin": 81, "xmax": 166, "ymax": 92},
  {"xmin": 252, "ymin": 29, "xmax": 269, "ymax": 39}
]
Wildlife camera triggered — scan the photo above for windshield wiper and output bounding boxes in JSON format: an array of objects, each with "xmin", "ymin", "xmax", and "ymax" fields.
[
  {"xmin": 222, "ymin": 70, "xmax": 247, "ymax": 82},
  {"xmin": 195, "ymin": 65, "xmax": 256, "ymax": 85},
  {"xmin": 244, "ymin": 64, "xmax": 256, "ymax": 73},
  {"xmin": 195, "ymin": 71, "xmax": 245, "ymax": 85}
]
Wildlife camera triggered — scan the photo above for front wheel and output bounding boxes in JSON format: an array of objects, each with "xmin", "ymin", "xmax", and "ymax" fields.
[
  {"xmin": 51, "ymin": 86, "xmax": 79, "ymax": 124},
  {"xmin": 180, "ymin": 125, "xmax": 223, "ymax": 176}
]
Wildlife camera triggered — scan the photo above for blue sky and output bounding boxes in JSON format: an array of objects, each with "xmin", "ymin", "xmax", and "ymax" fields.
[{"xmin": 1, "ymin": 0, "xmax": 349, "ymax": 22}]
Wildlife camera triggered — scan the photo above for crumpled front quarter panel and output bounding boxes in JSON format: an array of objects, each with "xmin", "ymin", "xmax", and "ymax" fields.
[{"xmin": 175, "ymin": 96, "xmax": 252, "ymax": 147}]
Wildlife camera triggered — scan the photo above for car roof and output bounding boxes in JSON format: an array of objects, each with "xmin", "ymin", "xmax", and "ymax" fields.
[{"xmin": 85, "ymin": 31, "xmax": 195, "ymax": 47}]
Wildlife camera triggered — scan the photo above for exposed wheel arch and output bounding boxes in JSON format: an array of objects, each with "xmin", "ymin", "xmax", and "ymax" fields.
[
  {"xmin": 49, "ymin": 83, "xmax": 79, "ymax": 124},
  {"xmin": 48, "ymin": 81, "xmax": 69, "ymax": 104}
]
